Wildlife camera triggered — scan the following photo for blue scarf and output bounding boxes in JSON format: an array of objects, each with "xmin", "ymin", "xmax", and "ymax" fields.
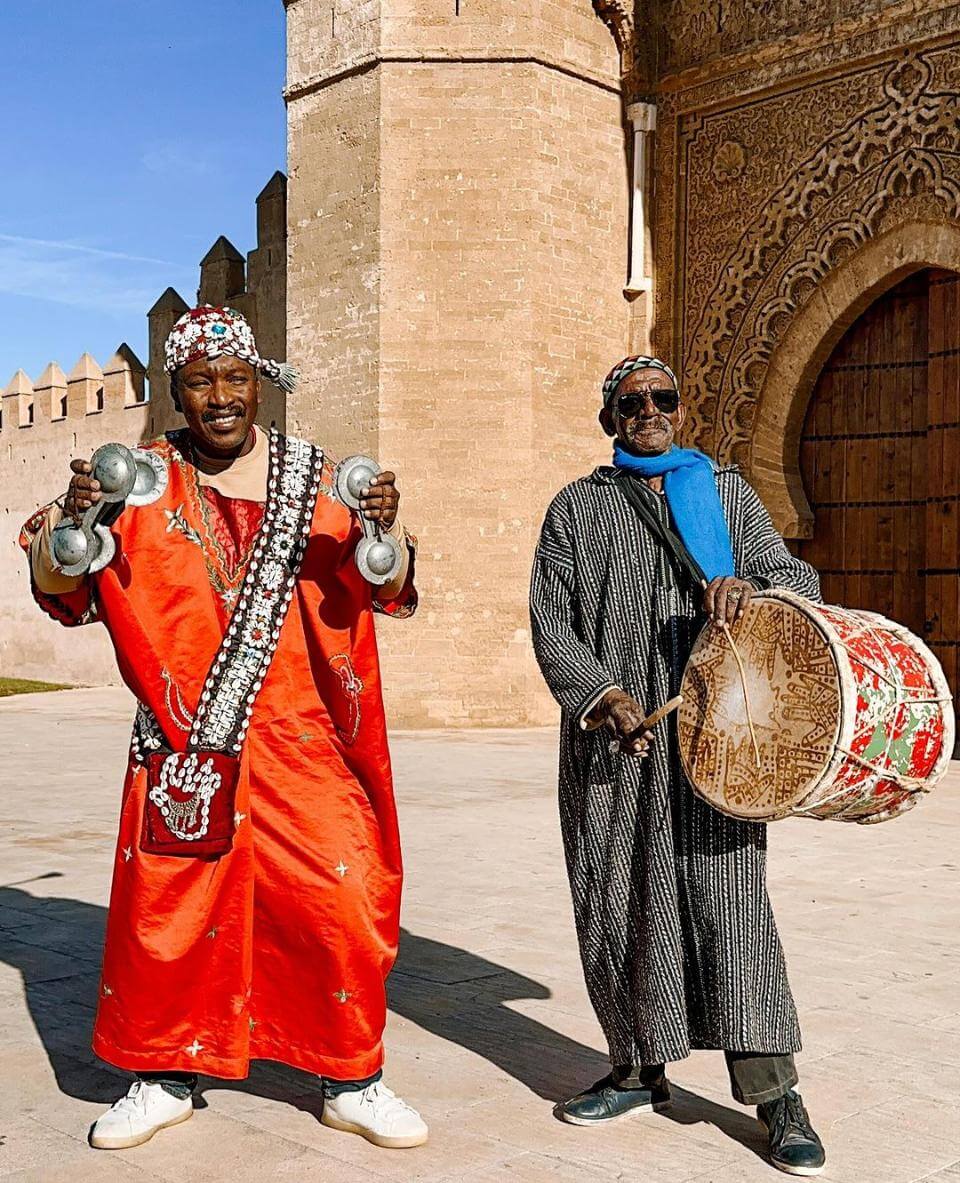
[{"xmin": 612, "ymin": 444, "xmax": 735, "ymax": 582}]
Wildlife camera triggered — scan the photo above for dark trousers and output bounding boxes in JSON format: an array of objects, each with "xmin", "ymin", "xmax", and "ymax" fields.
[
  {"xmin": 614, "ymin": 1052, "xmax": 797, "ymax": 1106},
  {"xmin": 138, "ymin": 1068, "xmax": 383, "ymax": 1101}
]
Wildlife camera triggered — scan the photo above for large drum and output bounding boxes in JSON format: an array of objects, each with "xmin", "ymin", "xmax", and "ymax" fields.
[{"xmin": 678, "ymin": 590, "xmax": 954, "ymax": 824}]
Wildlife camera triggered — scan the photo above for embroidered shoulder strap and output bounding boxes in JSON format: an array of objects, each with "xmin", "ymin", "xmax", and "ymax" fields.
[{"xmin": 189, "ymin": 430, "xmax": 323, "ymax": 754}]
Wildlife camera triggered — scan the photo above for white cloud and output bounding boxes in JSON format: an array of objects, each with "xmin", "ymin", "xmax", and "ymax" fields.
[
  {"xmin": 0, "ymin": 234, "xmax": 177, "ymax": 267},
  {"xmin": 0, "ymin": 234, "xmax": 190, "ymax": 315}
]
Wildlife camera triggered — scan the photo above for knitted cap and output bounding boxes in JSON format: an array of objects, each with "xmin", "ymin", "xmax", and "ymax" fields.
[{"xmin": 602, "ymin": 355, "xmax": 678, "ymax": 406}]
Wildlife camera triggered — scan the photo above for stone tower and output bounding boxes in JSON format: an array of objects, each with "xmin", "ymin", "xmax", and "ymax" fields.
[{"xmin": 284, "ymin": 0, "xmax": 630, "ymax": 726}]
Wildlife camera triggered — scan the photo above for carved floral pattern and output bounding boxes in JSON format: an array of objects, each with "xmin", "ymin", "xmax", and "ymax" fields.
[
  {"xmin": 654, "ymin": 49, "xmax": 960, "ymax": 472},
  {"xmin": 655, "ymin": 0, "xmax": 908, "ymax": 74},
  {"xmin": 712, "ymin": 139, "xmax": 747, "ymax": 181}
]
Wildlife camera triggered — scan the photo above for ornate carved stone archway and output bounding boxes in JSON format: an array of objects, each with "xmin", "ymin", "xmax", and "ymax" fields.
[
  {"xmin": 593, "ymin": 0, "xmax": 633, "ymax": 57},
  {"xmin": 677, "ymin": 53, "xmax": 960, "ymax": 497},
  {"xmin": 750, "ymin": 219, "xmax": 960, "ymax": 536}
]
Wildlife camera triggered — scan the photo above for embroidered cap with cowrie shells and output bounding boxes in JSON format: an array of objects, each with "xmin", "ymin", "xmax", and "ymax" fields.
[{"xmin": 164, "ymin": 305, "xmax": 299, "ymax": 393}]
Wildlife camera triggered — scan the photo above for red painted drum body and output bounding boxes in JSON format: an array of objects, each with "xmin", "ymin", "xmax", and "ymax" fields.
[{"xmin": 678, "ymin": 590, "xmax": 955, "ymax": 824}]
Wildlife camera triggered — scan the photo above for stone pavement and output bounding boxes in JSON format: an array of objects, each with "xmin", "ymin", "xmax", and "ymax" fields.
[{"xmin": 1, "ymin": 687, "xmax": 959, "ymax": 1183}]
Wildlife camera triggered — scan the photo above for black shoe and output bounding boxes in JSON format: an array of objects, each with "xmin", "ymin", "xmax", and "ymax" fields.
[
  {"xmin": 757, "ymin": 1090, "xmax": 826, "ymax": 1176},
  {"xmin": 556, "ymin": 1073, "xmax": 670, "ymax": 1125}
]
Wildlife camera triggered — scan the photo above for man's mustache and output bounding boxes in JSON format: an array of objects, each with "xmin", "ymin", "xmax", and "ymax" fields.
[{"xmin": 201, "ymin": 406, "xmax": 246, "ymax": 422}]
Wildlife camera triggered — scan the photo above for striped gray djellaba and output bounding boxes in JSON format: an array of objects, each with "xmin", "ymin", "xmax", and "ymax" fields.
[{"xmin": 529, "ymin": 464, "xmax": 821, "ymax": 1068}]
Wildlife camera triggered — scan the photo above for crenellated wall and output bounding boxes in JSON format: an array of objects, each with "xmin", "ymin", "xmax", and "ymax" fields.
[
  {"xmin": 0, "ymin": 172, "xmax": 288, "ymax": 685},
  {"xmin": 1, "ymin": 348, "xmax": 153, "ymax": 685}
]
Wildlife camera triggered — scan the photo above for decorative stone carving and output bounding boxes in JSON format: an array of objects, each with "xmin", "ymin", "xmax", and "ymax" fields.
[
  {"xmin": 594, "ymin": 0, "xmax": 650, "ymax": 86},
  {"xmin": 654, "ymin": 0, "xmax": 945, "ymax": 75},
  {"xmin": 593, "ymin": 0, "xmax": 634, "ymax": 55},
  {"xmin": 654, "ymin": 47, "xmax": 960, "ymax": 477},
  {"xmin": 712, "ymin": 139, "xmax": 746, "ymax": 182},
  {"xmin": 660, "ymin": 0, "xmax": 721, "ymax": 65}
]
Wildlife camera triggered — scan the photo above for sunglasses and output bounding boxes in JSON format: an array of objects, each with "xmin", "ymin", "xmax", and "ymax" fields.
[{"xmin": 615, "ymin": 389, "xmax": 681, "ymax": 417}]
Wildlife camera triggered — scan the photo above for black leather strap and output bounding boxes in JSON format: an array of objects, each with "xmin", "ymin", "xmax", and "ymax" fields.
[{"xmin": 614, "ymin": 471, "xmax": 707, "ymax": 590}]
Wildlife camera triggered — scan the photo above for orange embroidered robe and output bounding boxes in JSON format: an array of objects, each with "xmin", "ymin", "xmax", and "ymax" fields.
[{"xmin": 20, "ymin": 430, "xmax": 416, "ymax": 1081}]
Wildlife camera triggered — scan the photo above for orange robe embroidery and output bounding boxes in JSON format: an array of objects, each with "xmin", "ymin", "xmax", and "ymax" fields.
[{"xmin": 20, "ymin": 431, "xmax": 417, "ymax": 1081}]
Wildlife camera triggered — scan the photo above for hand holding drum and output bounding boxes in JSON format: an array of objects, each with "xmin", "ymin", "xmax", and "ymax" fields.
[{"xmin": 702, "ymin": 575, "xmax": 754, "ymax": 628}]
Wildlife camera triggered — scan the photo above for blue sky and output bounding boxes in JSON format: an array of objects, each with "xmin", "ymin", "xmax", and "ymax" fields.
[{"xmin": 0, "ymin": 2, "xmax": 286, "ymax": 386}]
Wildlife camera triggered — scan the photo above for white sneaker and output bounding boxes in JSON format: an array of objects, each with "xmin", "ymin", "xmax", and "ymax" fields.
[
  {"xmin": 321, "ymin": 1081, "xmax": 428, "ymax": 1149},
  {"xmin": 89, "ymin": 1080, "xmax": 193, "ymax": 1149}
]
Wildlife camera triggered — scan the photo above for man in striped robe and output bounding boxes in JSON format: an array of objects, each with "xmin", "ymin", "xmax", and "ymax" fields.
[{"xmin": 529, "ymin": 355, "xmax": 826, "ymax": 1177}]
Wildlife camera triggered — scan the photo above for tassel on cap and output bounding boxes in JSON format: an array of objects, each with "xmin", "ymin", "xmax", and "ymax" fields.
[
  {"xmin": 262, "ymin": 360, "xmax": 300, "ymax": 393},
  {"xmin": 164, "ymin": 305, "xmax": 299, "ymax": 396}
]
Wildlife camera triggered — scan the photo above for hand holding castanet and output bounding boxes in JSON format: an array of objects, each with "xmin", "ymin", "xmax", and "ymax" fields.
[
  {"xmin": 333, "ymin": 455, "xmax": 405, "ymax": 587},
  {"xmin": 63, "ymin": 459, "xmax": 102, "ymax": 522},
  {"xmin": 359, "ymin": 470, "xmax": 400, "ymax": 530},
  {"xmin": 53, "ymin": 443, "xmax": 168, "ymax": 575}
]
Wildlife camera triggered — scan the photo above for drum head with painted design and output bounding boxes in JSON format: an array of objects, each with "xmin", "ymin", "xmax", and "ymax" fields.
[{"xmin": 678, "ymin": 594, "xmax": 842, "ymax": 821}]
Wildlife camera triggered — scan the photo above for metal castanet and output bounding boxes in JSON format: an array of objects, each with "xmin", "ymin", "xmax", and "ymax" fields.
[
  {"xmin": 332, "ymin": 454, "xmax": 404, "ymax": 587},
  {"xmin": 50, "ymin": 442, "xmax": 168, "ymax": 576},
  {"xmin": 677, "ymin": 589, "xmax": 955, "ymax": 824}
]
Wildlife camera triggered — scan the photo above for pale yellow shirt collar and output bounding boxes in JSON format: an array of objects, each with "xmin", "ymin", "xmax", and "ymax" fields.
[{"xmin": 194, "ymin": 425, "xmax": 269, "ymax": 503}]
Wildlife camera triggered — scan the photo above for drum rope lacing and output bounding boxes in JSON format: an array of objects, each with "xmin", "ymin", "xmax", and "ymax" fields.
[{"xmin": 792, "ymin": 614, "xmax": 949, "ymax": 814}]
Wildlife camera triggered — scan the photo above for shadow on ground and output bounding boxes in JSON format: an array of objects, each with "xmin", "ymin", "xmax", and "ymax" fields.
[
  {"xmin": 664, "ymin": 1086, "xmax": 769, "ymax": 1164},
  {"xmin": 0, "ymin": 883, "xmax": 604, "ymax": 1105},
  {"xmin": 0, "ymin": 881, "xmax": 764, "ymax": 1158}
]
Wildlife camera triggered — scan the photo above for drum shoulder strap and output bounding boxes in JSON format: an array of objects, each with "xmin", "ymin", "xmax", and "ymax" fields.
[{"xmin": 614, "ymin": 471, "xmax": 707, "ymax": 590}]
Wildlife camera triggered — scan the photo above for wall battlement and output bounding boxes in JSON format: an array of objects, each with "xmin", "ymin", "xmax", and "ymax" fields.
[
  {"xmin": 0, "ymin": 171, "xmax": 288, "ymax": 688},
  {"xmin": 3, "ymin": 347, "xmax": 145, "ymax": 430},
  {"xmin": 0, "ymin": 169, "xmax": 288, "ymax": 453}
]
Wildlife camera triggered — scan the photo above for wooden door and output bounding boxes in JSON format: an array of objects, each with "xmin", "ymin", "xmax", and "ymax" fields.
[
  {"xmin": 797, "ymin": 272, "xmax": 928, "ymax": 629},
  {"xmin": 925, "ymin": 271, "xmax": 960, "ymax": 701},
  {"xmin": 797, "ymin": 268, "xmax": 959, "ymax": 710}
]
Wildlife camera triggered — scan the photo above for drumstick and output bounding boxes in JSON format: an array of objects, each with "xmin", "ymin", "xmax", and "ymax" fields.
[
  {"xmin": 698, "ymin": 578, "xmax": 762, "ymax": 769},
  {"xmin": 609, "ymin": 695, "xmax": 684, "ymax": 756},
  {"xmin": 639, "ymin": 694, "xmax": 684, "ymax": 732},
  {"xmin": 623, "ymin": 695, "xmax": 685, "ymax": 744},
  {"xmin": 720, "ymin": 622, "xmax": 762, "ymax": 770}
]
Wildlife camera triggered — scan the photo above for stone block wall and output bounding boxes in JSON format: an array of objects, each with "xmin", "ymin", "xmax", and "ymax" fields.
[
  {"xmin": 286, "ymin": 68, "xmax": 383, "ymax": 453},
  {"xmin": 285, "ymin": 0, "xmax": 630, "ymax": 726}
]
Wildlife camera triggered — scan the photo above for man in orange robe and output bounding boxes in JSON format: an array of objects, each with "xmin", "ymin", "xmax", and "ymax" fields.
[{"xmin": 21, "ymin": 306, "xmax": 427, "ymax": 1151}]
